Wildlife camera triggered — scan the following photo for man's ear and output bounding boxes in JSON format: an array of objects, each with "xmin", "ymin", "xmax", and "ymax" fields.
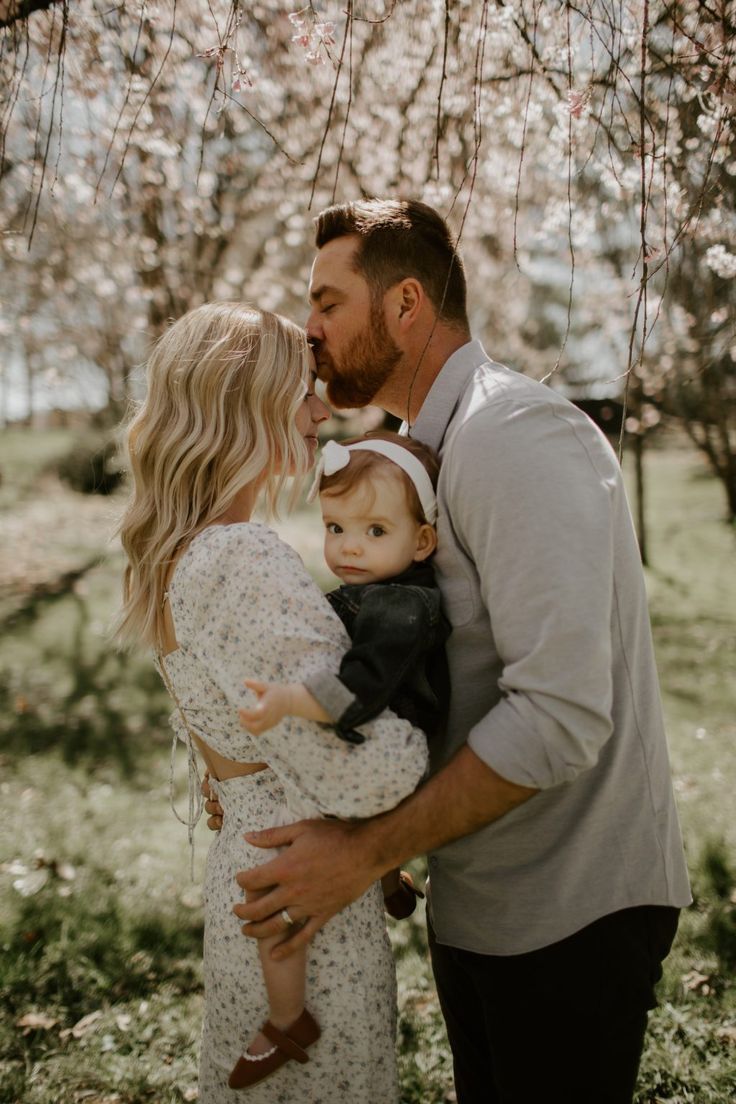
[
  {"xmin": 390, "ymin": 278, "xmax": 424, "ymax": 331},
  {"xmin": 413, "ymin": 523, "xmax": 438, "ymax": 562}
]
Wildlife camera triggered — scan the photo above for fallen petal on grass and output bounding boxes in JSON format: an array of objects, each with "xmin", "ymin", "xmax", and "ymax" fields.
[{"xmin": 17, "ymin": 1012, "xmax": 59, "ymax": 1033}]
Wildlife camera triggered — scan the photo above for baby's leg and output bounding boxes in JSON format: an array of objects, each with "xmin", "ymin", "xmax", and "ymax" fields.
[
  {"xmin": 245, "ymin": 887, "xmax": 308, "ymax": 1056},
  {"xmin": 228, "ymin": 886, "xmax": 319, "ymax": 1089}
]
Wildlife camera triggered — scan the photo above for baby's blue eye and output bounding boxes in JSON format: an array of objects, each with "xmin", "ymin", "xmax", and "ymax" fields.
[
  {"xmin": 326, "ymin": 523, "xmax": 342, "ymax": 534},
  {"xmin": 369, "ymin": 526, "xmax": 385, "ymax": 537}
]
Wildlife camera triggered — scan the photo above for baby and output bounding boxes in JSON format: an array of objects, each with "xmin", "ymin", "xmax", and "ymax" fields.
[{"xmin": 230, "ymin": 432, "xmax": 450, "ymax": 1090}]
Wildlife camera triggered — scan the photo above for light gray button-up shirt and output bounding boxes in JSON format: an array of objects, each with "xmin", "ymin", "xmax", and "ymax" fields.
[{"xmin": 410, "ymin": 340, "xmax": 691, "ymax": 955}]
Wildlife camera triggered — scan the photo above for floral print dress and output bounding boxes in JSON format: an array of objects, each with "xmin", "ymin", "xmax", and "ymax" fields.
[{"xmin": 160, "ymin": 524, "xmax": 429, "ymax": 1103}]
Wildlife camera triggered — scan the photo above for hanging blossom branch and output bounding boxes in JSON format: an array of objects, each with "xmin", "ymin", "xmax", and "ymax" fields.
[
  {"xmin": 197, "ymin": 2, "xmax": 306, "ymax": 170},
  {"xmin": 94, "ymin": 1, "xmax": 147, "ymax": 200},
  {"xmin": 198, "ymin": 0, "xmax": 256, "ymax": 91},
  {"xmin": 24, "ymin": 0, "xmax": 68, "ymax": 247},
  {"xmin": 20, "ymin": 2, "xmax": 57, "ymax": 230},
  {"xmin": 618, "ymin": 0, "xmax": 651, "ymax": 461},
  {"xmin": 331, "ymin": 2, "xmax": 352, "ymax": 202},
  {"xmin": 408, "ymin": 0, "xmax": 490, "ymax": 426},
  {"xmin": 352, "ymin": 0, "xmax": 396, "ymax": 24},
  {"xmin": 48, "ymin": 0, "xmax": 65, "ymax": 192},
  {"xmin": 551, "ymin": 0, "xmax": 576, "ymax": 377},
  {"xmin": 108, "ymin": 0, "xmax": 178, "ymax": 196},
  {"xmin": 196, "ymin": 0, "xmax": 246, "ymax": 181},
  {"xmin": 512, "ymin": 0, "xmax": 539, "ymax": 269},
  {"xmin": 432, "ymin": 0, "xmax": 450, "ymax": 179},
  {"xmin": 289, "ymin": 5, "xmax": 337, "ymax": 66},
  {"xmin": 307, "ymin": 2, "xmax": 351, "ymax": 208},
  {"xmin": 0, "ymin": 16, "xmax": 31, "ymax": 179}
]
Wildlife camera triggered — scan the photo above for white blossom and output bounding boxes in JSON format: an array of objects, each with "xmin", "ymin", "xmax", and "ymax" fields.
[{"xmin": 705, "ymin": 245, "xmax": 736, "ymax": 280}]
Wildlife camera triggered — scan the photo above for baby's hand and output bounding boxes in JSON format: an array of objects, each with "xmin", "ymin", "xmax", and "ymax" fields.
[{"xmin": 240, "ymin": 678, "xmax": 293, "ymax": 735}]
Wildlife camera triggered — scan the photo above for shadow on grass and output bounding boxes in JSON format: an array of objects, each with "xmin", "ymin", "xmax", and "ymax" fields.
[
  {"xmin": 0, "ymin": 877, "xmax": 203, "ymax": 1027},
  {"xmin": 2, "ymin": 590, "xmax": 170, "ymax": 777}
]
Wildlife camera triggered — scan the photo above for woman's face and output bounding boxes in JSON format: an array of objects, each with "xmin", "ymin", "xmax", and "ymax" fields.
[{"xmin": 295, "ymin": 358, "xmax": 330, "ymax": 464}]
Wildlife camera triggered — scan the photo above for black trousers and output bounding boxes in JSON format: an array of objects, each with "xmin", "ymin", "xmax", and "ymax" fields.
[{"xmin": 428, "ymin": 905, "xmax": 679, "ymax": 1104}]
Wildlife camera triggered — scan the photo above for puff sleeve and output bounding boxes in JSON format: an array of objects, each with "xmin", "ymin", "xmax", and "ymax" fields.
[{"xmin": 173, "ymin": 525, "xmax": 429, "ymax": 819}]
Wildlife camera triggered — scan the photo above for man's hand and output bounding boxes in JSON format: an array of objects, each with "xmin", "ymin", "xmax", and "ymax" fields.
[
  {"xmin": 201, "ymin": 774, "xmax": 223, "ymax": 831},
  {"xmin": 239, "ymin": 678, "xmax": 293, "ymax": 735},
  {"xmin": 232, "ymin": 818, "xmax": 381, "ymax": 960}
]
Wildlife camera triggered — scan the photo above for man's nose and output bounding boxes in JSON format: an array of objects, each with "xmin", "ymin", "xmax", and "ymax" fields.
[{"xmin": 306, "ymin": 310, "xmax": 323, "ymax": 341}]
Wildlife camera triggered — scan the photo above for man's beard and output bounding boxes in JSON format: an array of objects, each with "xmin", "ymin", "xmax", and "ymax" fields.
[{"xmin": 317, "ymin": 309, "xmax": 402, "ymax": 409}]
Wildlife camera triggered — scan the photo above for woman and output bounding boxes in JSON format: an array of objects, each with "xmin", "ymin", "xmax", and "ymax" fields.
[{"xmin": 117, "ymin": 303, "xmax": 428, "ymax": 1103}]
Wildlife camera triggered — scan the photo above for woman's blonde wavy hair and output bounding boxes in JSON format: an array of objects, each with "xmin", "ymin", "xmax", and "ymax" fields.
[{"xmin": 117, "ymin": 302, "xmax": 311, "ymax": 651}]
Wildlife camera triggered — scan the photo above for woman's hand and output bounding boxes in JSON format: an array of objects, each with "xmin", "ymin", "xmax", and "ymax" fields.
[
  {"xmin": 232, "ymin": 818, "xmax": 383, "ymax": 959},
  {"xmin": 239, "ymin": 678, "xmax": 293, "ymax": 735},
  {"xmin": 201, "ymin": 773, "xmax": 223, "ymax": 831}
]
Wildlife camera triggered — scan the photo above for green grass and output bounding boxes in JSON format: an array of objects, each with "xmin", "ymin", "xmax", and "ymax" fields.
[{"xmin": 1, "ymin": 434, "xmax": 735, "ymax": 1103}]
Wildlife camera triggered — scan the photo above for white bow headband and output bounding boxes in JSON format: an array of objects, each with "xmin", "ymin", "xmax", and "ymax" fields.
[{"xmin": 310, "ymin": 439, "xmax": 438, "ymax": 525}]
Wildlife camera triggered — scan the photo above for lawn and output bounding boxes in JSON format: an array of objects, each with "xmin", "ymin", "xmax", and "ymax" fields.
[{"xmin": 0, "ymin": 432, "xmax": 734, "ymax": 1103}]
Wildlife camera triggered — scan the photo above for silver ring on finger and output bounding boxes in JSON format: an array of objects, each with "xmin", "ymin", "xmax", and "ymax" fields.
[{"xmin": 280, "ymin": 908, "xmax": 295, "ymax": 927}]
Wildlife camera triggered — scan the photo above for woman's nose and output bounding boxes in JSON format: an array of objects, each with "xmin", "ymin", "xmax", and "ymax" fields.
[{"xmin": 310, "ymin": 393, "xmax": 330, "ymax": 423}]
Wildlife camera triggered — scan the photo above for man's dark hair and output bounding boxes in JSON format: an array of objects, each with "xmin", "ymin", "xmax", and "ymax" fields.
[{"xmin": 314, "ymin": 199, "xmax": 469, "ymax": 329}]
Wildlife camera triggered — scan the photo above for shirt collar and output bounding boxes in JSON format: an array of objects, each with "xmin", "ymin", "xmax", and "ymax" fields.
[{"xmin": 403, "ymin": 339, "xmax": 490, "ymax": 454}]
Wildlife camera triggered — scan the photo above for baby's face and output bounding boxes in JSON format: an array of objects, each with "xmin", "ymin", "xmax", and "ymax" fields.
[{"xmin": 320, "ymin": 472, "xmax": 435, "ymax": 585}]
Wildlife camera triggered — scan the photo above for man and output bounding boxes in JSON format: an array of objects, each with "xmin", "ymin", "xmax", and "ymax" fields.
[{"xmin": 212, "ymin": 199, "xmax": 691, "ymax": 1103}]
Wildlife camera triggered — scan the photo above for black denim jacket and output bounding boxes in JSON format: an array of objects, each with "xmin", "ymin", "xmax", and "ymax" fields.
[{"xmin": 314, "ymin": 561, "xmax": 451, "ymax": 746}]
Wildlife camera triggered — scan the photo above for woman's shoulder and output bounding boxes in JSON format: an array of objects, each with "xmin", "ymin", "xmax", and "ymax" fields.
[
  {"xmin": 172, "ymin": 522, "xmax": 304, "ymax": 592},
  {"xmin": 168, "ymin": 522, "xmax": 314, "ymax": 643},
  {"xmin": 187, "ymin": 521, "xmax": 292, "ymax": 562}
]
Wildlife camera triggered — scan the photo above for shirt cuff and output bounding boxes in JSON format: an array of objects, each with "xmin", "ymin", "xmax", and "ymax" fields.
[
  {"xmin": 467, "ymin": 693, "xmax": 609, "ymax": 790},
  {"xmin": 304, "ymin": 671, "xmax": 357, "ymax": 723}
]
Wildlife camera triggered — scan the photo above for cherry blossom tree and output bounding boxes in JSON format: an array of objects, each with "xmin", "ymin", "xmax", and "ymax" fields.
[{"xmin": 1, "ymin": 1, "xmax": 734, "ymax": 517}]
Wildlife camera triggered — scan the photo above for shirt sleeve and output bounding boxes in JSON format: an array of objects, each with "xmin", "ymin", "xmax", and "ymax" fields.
[
  {"xmin": 182, "ymin": 526, "xmax": 429, "ymax": 818},
  {"xmin": 305, "ymin": 584, "xmax": 441, "ymax": 740},
  {"xmin": 445, "ymin": 398, "xmax": 618, "ymax": 790}
]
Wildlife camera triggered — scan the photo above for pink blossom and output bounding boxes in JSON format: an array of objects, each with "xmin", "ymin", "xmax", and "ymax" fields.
[
  {"xmin": 567, "ymin": 90, "xmax": 585, "ymax": 118},
  {"xmin": 292, "ymin": 33, "xmax": 312, "ymax": 48},
  {"xmin": 288, "ymin": 11, "xmax": 305, "ymax": 27},
  {"xmin": 315, "ymin": 21, "xmax": 336, "ymax": 45},
  {"xmin": 305, "ymin": 50, "xmax": 325, "ymax": 66}
]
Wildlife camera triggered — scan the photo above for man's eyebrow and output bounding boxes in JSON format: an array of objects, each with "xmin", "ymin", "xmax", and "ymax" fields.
[{"xmin": 309, "ymin": 283, "xmax": 342, "ymax": 304}]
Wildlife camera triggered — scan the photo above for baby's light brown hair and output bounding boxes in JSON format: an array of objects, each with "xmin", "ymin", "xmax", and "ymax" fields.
[{"xmin": 319, "ymin": 431, "xmax": 440, "ymax": 525}]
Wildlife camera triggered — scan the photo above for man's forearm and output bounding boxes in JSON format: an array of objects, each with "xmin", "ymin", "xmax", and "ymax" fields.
[{"xmin": 359, "ymin": 744, "xmax": 538, "ymax": 874}]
